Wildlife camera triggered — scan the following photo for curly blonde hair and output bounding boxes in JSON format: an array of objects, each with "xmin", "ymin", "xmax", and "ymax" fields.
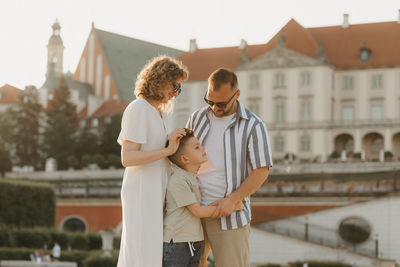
[{"xmin": 134, "ymin": 56, "xmax": 189, "ymax": 113}]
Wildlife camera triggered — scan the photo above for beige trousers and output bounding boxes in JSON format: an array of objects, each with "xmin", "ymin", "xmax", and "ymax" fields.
[{"xmin": 199, "ymin": 217, "xmax": 250, "ymax": 267}]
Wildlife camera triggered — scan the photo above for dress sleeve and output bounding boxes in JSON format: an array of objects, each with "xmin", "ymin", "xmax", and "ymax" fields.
[{"xmin": 117, "ymin": 101, "xmax": 148, "ymax": 145}]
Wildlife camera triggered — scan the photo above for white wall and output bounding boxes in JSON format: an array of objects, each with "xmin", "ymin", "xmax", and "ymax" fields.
[
  {"xmin": 263, "ymin": 197, "xmax": 400, "ymax": 263},
  {"xmin": 250, "ymin": 228, "xmax": 393, "ymax": 267}
]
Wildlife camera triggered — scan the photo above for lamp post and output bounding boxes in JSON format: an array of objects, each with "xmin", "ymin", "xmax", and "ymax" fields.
[
  {"xmin": 375, "ymin": 233, "xmax": 379, "ymax": 258},
  {"xmin": 305, "ymin": 216, "xmax": 309, "ymax": 241}
]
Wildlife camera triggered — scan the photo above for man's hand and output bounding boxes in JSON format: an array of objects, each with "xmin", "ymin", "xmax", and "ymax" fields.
[{"xmin": 209, "ymin": 197, "xmax": 237, "ymax": 218}]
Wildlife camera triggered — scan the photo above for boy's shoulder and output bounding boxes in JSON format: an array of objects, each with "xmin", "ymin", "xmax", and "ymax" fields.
[{"xmin": 168, "ymin": 164, "xmax": 197, "ymax": 187}]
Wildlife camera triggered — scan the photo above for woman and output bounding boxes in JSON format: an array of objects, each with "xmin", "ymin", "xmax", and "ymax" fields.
[{"xmin": 117, "ymin": 56, "xmax": 189, "ymax": 267}]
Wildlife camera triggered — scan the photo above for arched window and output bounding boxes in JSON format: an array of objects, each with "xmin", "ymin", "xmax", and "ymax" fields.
[
  {"xmin": 62, "ymin": 217, "xmax": 87, "ymax": 232},
  {"xmin": 338, "ymin": 217, "xmax": 371, "ymax": 244}
]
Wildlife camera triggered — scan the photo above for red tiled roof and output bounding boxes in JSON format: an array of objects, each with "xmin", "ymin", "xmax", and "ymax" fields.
[
  {"xmin": 309, "ymin": 21, "xmax": 400, "ymax": 68},
  {"xmin": 91, "ymin": 99, "xmax": 128, "ymax": 118},
  {"xmin": 0, "ymin": 84, "xmax": 21, "ymax": 104},
  {"xmin": 180, "ymin": 19, "xmax": 400, "ymax": 81},
  {"xmin": 78, "ymin": 106, "xmax": 88, "ymax": 118},
  {"xmin": 251, "ymin": 205, "xmax": 338, "ymax": 224}
]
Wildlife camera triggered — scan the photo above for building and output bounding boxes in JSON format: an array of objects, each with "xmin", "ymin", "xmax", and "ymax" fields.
[
  {"xmin": 175, "ymin": 12, "xmax": 400, "ymax": 162},
  {"xmin": 39, "ymin": 20, "xmax": 183, "ymax": 127},
  {"xmin": 0, "ymin": 84, "xmax": 21, "ymax": 112}
]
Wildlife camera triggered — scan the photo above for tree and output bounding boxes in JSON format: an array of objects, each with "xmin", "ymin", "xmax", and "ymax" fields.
[
  {"xmin": 99, "ymin": 114, "xmax": 122, "ymax": 156},
  {"xmin": 43, "ymin": 76, "xmax": 78, "ymax": 170},
  {"xmin": 12, "ymin": 86, "xmax": 42, "ymax": 168},
  {"xmin": 75, "ymin": 126, "xmax": 100, "ymax": 161}
]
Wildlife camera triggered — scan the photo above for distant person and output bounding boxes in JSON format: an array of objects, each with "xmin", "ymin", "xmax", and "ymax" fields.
[
  {"xmin": 162, "ymin": 129, "xmax": 243, "ymax": 267},
  {"xmin": 187, "ymin": 68, "xmax": 272, "ymax": 267},
  {"xmin": 51, "ymin": 242, "xmax": 61, "ymax": 262},
  {"xmin": 116, "ymin": 56, "xmax": 189, "ymax": 267}
]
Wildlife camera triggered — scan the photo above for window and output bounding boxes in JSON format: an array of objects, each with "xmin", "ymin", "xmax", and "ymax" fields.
[
  {"xmin": 343, "ymin": 76, "xmax": 354, "ymax": 90},
  {"xmin": 104, "ymin": 75, "xmax": 110, "ymax": 100},
  {"xmin": 339, "ymin": 217, "xmax": 371, "ymax": 244},
  {"xmin": 248, "ymin": 98, "xmax": 260, "ymax": 116},
  {"xmin": 300, "ymin": 99, "xmax": 312, "ymax": 122},
  {"xmin": 274, "ymin": 135, "xmax": 285, "ymax": 153},
  {"xmin": 62, "ymin": 217, "xmax": 86, "ymax": 232},
  {"xmin": 342, "ymin": 106, "xmax": 354, "ymax": 121},
  {"xmin": 274, "ymin": 98, "xmax": 285, "ymax": 122},
  {"xmin": 300, "ymin": 71, "xmax": 311, "ymax": 87},
  {"xmin": 371, "ymin": 104, "xmax": 383, "ymax": 120},
  {"xmin": 91, "ymin": 118, "xmax": 99, "ymax": 128},
  {"xmin": 0, "ymin": 91, "xmax": 3, "ymax": 100},
  {"xmin": 96, "ymin": 55, "xmax": 103, "ymax": 96},
  {"xmin": 372, "ymin": 74, "xmax": 383, "ymax": 89},
  {"xmin": 300, "ymin": 134, "xmax": 311, "ymax": 152},
  {"xmin": 249, "ymin": 74, "xmax": 260, "ymax": 89},
  {"xmin": 274, "ymin": 72, "xmax": 286, "ymax": 88}
]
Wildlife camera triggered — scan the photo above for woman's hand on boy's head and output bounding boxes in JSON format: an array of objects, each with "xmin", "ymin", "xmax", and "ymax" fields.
[{"xmin": 167, "ymin": 128, "xmax": 186, "ymax": 155}]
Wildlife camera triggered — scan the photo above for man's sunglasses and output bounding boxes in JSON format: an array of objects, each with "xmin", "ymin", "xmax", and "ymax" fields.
[
  {"xmin": 173, "ymin": 83, "xmax": 181, "ymax": 95},
  {"xmin": 204, "ymin": 90, "xmax": 238, "ymax": 109}
]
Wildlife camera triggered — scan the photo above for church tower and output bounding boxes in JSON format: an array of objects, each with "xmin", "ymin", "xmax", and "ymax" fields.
[{"xmin": 46, "ymin": 19, "xmax": 64, "ymax": 76}]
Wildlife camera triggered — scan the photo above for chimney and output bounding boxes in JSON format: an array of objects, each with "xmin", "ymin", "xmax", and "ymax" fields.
[
  {"xmin": 239, "ymin": 39, "xmax": 247, "ymax": 50},
  {"xmin": 342, "ymin": 13, "xmax": 349, "ymax": 28},
  {"xmin": 189, "ymin": 39, "xmax": 198, "ymax": 53},
  {"xmin": 398, "ymin": 9, "xmax": 400, "ymax": 24}
]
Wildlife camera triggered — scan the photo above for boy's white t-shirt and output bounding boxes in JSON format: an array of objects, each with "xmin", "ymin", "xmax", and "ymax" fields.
[{"xmin": 197, "ymin": 112, "xmax": 235, "ymax": 205}]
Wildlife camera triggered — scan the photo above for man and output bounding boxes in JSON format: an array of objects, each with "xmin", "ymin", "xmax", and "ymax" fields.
[{"xmin": 186, "ymin": 68, "xmax": 272, "ymax": 267}]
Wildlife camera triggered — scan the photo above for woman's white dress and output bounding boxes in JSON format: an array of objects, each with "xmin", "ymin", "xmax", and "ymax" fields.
[{"xmin": 117, "ymin": 98, "xmax": 169, "ymax": 267}]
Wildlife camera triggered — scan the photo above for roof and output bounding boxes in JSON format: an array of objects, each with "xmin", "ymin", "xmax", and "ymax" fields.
[
  {"xmin": 251, "ymin": 205, "xmax": 338, "ymax": 224},
  {"xmin": 95, "ymin": 29, "xmax": 184, "ymax": 102},
  {"xmin": 91, "ymin": 99, "xmax": 128, "ymax": 118},
  {"xmin": 309, "ymin": 21, "xmax": 400, "ymax": 68},
  {"xmin": 180, "ymin": 18, "xmax": 400, "ymax": 80},
  {"xmin": 0, "ymin": 84, "xmax": 21, "ymax": 104},
  {"xmin": 178, "ymin": 45, "xmax": 270, "ymax": 81}
]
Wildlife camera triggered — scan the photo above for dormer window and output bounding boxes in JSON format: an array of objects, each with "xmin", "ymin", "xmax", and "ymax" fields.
[{"xmin": 359, "ymin": 41, "xmax": 371, "ymax": 62}]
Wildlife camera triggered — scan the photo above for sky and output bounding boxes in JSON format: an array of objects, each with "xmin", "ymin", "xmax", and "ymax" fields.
[{"xmin": 0, "ymin": 0, "xmax": 399, "ymax": 89}]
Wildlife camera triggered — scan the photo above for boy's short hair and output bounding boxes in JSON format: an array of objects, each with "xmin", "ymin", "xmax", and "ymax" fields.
[{"xmin": 167, "ymin": 128, "xmax": 194, "ymax": 168}]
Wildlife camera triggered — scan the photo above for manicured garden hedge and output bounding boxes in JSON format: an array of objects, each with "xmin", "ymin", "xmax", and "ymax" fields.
[
  {"xmin": 0, "ymin": 179, "xmax": 55, "ymax": 227},
  {"xmin": 0, "ymin": 226, "xmax": 105, "ymax": 250}
]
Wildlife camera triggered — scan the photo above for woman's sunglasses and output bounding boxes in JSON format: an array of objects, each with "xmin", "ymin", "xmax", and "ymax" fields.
[{"xmin": 173, "ymin": 83, "xmax": 181, "ymax": 95}]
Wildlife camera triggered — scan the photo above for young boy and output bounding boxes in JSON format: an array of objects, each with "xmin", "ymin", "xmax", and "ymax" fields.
[{"xmin": 163, "ymin": 129, "xmax": 242, "ymax": 267}]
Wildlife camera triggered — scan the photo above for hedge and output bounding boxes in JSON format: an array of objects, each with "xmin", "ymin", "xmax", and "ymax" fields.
[
  {"xmin": 0, "ymin": 226, "xmax": 107, "ymax": 250},
  {"xmin": 83, "ymin": 251, "xmax": 119, "ymax": 267},
  {"xmin": 0, "ymin": 179, "xmax": 55, "ymax": 227},
  {"xmin": 0, "ymin": 248, "xmax": 119, "ymax": 267}
]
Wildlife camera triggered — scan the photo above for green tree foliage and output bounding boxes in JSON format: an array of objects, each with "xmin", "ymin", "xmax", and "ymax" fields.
[
  {"xmin": 43, "ymin": 77, "xmax": 78, "ymax": 170},
  {"xmin": 75, "ymin": 126, "xmax": 100, "ymax": 161},
  {"xmin": 13, "ymin": 86, "xmax": 42, "ymax": 168},
  {"xmin": 99, "ymin": 114, "xmax": 122, "ymax": 156}
]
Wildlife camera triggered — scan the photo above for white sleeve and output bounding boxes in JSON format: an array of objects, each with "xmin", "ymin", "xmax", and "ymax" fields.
[{"xmin": 117, "ymin": 101, "xmax": 148, "ymax": 145}]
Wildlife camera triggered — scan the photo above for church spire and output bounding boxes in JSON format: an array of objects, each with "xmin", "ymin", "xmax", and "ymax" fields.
[{"xmin": 46, "ymin": 19, "xmax": 64, "ymax": 76}]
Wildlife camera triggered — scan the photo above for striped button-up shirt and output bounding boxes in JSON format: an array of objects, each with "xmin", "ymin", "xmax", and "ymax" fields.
[{"xmin": 186, "ymin": 101, "xmax": 273, "ymax": 230}]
